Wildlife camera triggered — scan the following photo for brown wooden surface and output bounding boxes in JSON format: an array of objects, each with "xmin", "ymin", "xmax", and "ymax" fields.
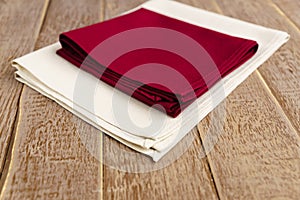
[
  {"xmin": 0, "ymin": 0, "xmax": 49, "ymax": 178},
  {"xmin": 0, "ymin": 0, "xmax": 299, "ymax": 199}
]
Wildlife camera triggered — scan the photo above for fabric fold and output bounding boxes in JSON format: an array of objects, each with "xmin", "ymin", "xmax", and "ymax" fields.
[{"xmin": 57, "ymin": 8, "xmax": 258, "ymax": 117}]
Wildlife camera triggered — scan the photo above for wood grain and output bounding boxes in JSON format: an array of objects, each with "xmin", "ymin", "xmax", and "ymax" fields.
[
  {"xmin": 0, "ymin": 0, "xmax": 103, "ymax": 199},
  {"xmin": 272, "ymin": 0, "xmax": 300, "ymax": 30},
  {"xmin": 215, "ymin": 0, "xmax": 300, "ymax": 134},
  {"xmin": 0, "ymin": 0, "xmax": 49, "ymax": 177}
]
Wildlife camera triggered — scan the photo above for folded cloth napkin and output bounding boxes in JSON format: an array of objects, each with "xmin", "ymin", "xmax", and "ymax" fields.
[
  {"xmin": 57, "ymin": 8, "xmax": 258, "ymax": 117},
  {"xmin": 12, "ymin": 0, "xmax": 289, "ymax": 161}
]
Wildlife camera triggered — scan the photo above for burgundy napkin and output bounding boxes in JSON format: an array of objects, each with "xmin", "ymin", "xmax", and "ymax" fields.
[{"xmin": 57, "ymin": 8, "xmax": 258, "ymax": 117}]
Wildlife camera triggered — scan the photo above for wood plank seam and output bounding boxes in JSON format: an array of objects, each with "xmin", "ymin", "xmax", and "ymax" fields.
[
  {"xmin": 197, "ymin": 128, "xmax": 221, "ymax": 200},
  {"xmin": 0, "ymin": 0, "xmax": 51, "ymax": 195},
  {"xmin": 203, "ymin": 148, "xmax": 224, "ymax": 200},
  {"xmin": 0, "ymin": 86, "xmax": 24, "ymax": 192},
  {"xmin": 210, "ymin": 0, "xmax": 223, "ymax": 14},
  {"xmin": 270, "ymin": 0, "xmax": 300, "ymax": 32},
  {"xmin": 100, "ymin": 0, "xmax": 106, "ymax": 24},
  {"xmin": 32, "ymin": 0, "xmax": 52, "ymax": 50},
  {"xmin": 256, "ymin": 70, "xmax": 300, "ymax": 135},
  {"xmin": 0, "ymin": 87, "xmax": 25, "ymax": 198},
  {"xmin": 260, "ymin": 0, "xmax": 300, "ymax": 135}
]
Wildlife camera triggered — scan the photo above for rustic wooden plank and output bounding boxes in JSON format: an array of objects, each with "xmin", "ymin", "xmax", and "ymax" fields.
[
  {"xmin": 272, "ymin": 0, "xmax": 300, "ymax": 30},
  {"xmin": 198, "ymin": 72, "xmax": 300, "ymax": 199},
  {"xmin": 0, "ymin": 0, "xmax": 49, "ymax": 178},
  {"xmin": 216, "ymin": 0, "xmax": 300, "ymax": 134},
  {"xmin": 102, "ymin": 0, "xmax": 222, "ymax": 199},
  {"xmin": 0, "ymin": 0, "xmax": 103, "ymax": 199},
  {"xmin": 196, "ymin": 0, "xmax": 300, "ymax": 199}
]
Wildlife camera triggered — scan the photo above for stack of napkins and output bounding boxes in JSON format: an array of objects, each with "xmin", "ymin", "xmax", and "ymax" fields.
[{"xmin": 12, "ymin": 0, "xmax": 289, "ymax": 161}]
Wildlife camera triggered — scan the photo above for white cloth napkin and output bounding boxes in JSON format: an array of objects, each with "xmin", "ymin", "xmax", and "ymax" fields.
[{"xmin": 12, "ymin": 0, "xmax": 289, "ymax": 161}]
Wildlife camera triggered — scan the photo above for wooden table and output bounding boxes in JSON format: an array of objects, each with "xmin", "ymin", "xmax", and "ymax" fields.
[{"xmin": 0, "ymin": 0, "xmax": 299, "ymax": 199}]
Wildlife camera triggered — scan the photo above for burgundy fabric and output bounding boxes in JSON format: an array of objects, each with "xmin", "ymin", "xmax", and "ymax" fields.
[{"xmin": 57, "ymin": 8, "xmax": 258, "ymax": 117}]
